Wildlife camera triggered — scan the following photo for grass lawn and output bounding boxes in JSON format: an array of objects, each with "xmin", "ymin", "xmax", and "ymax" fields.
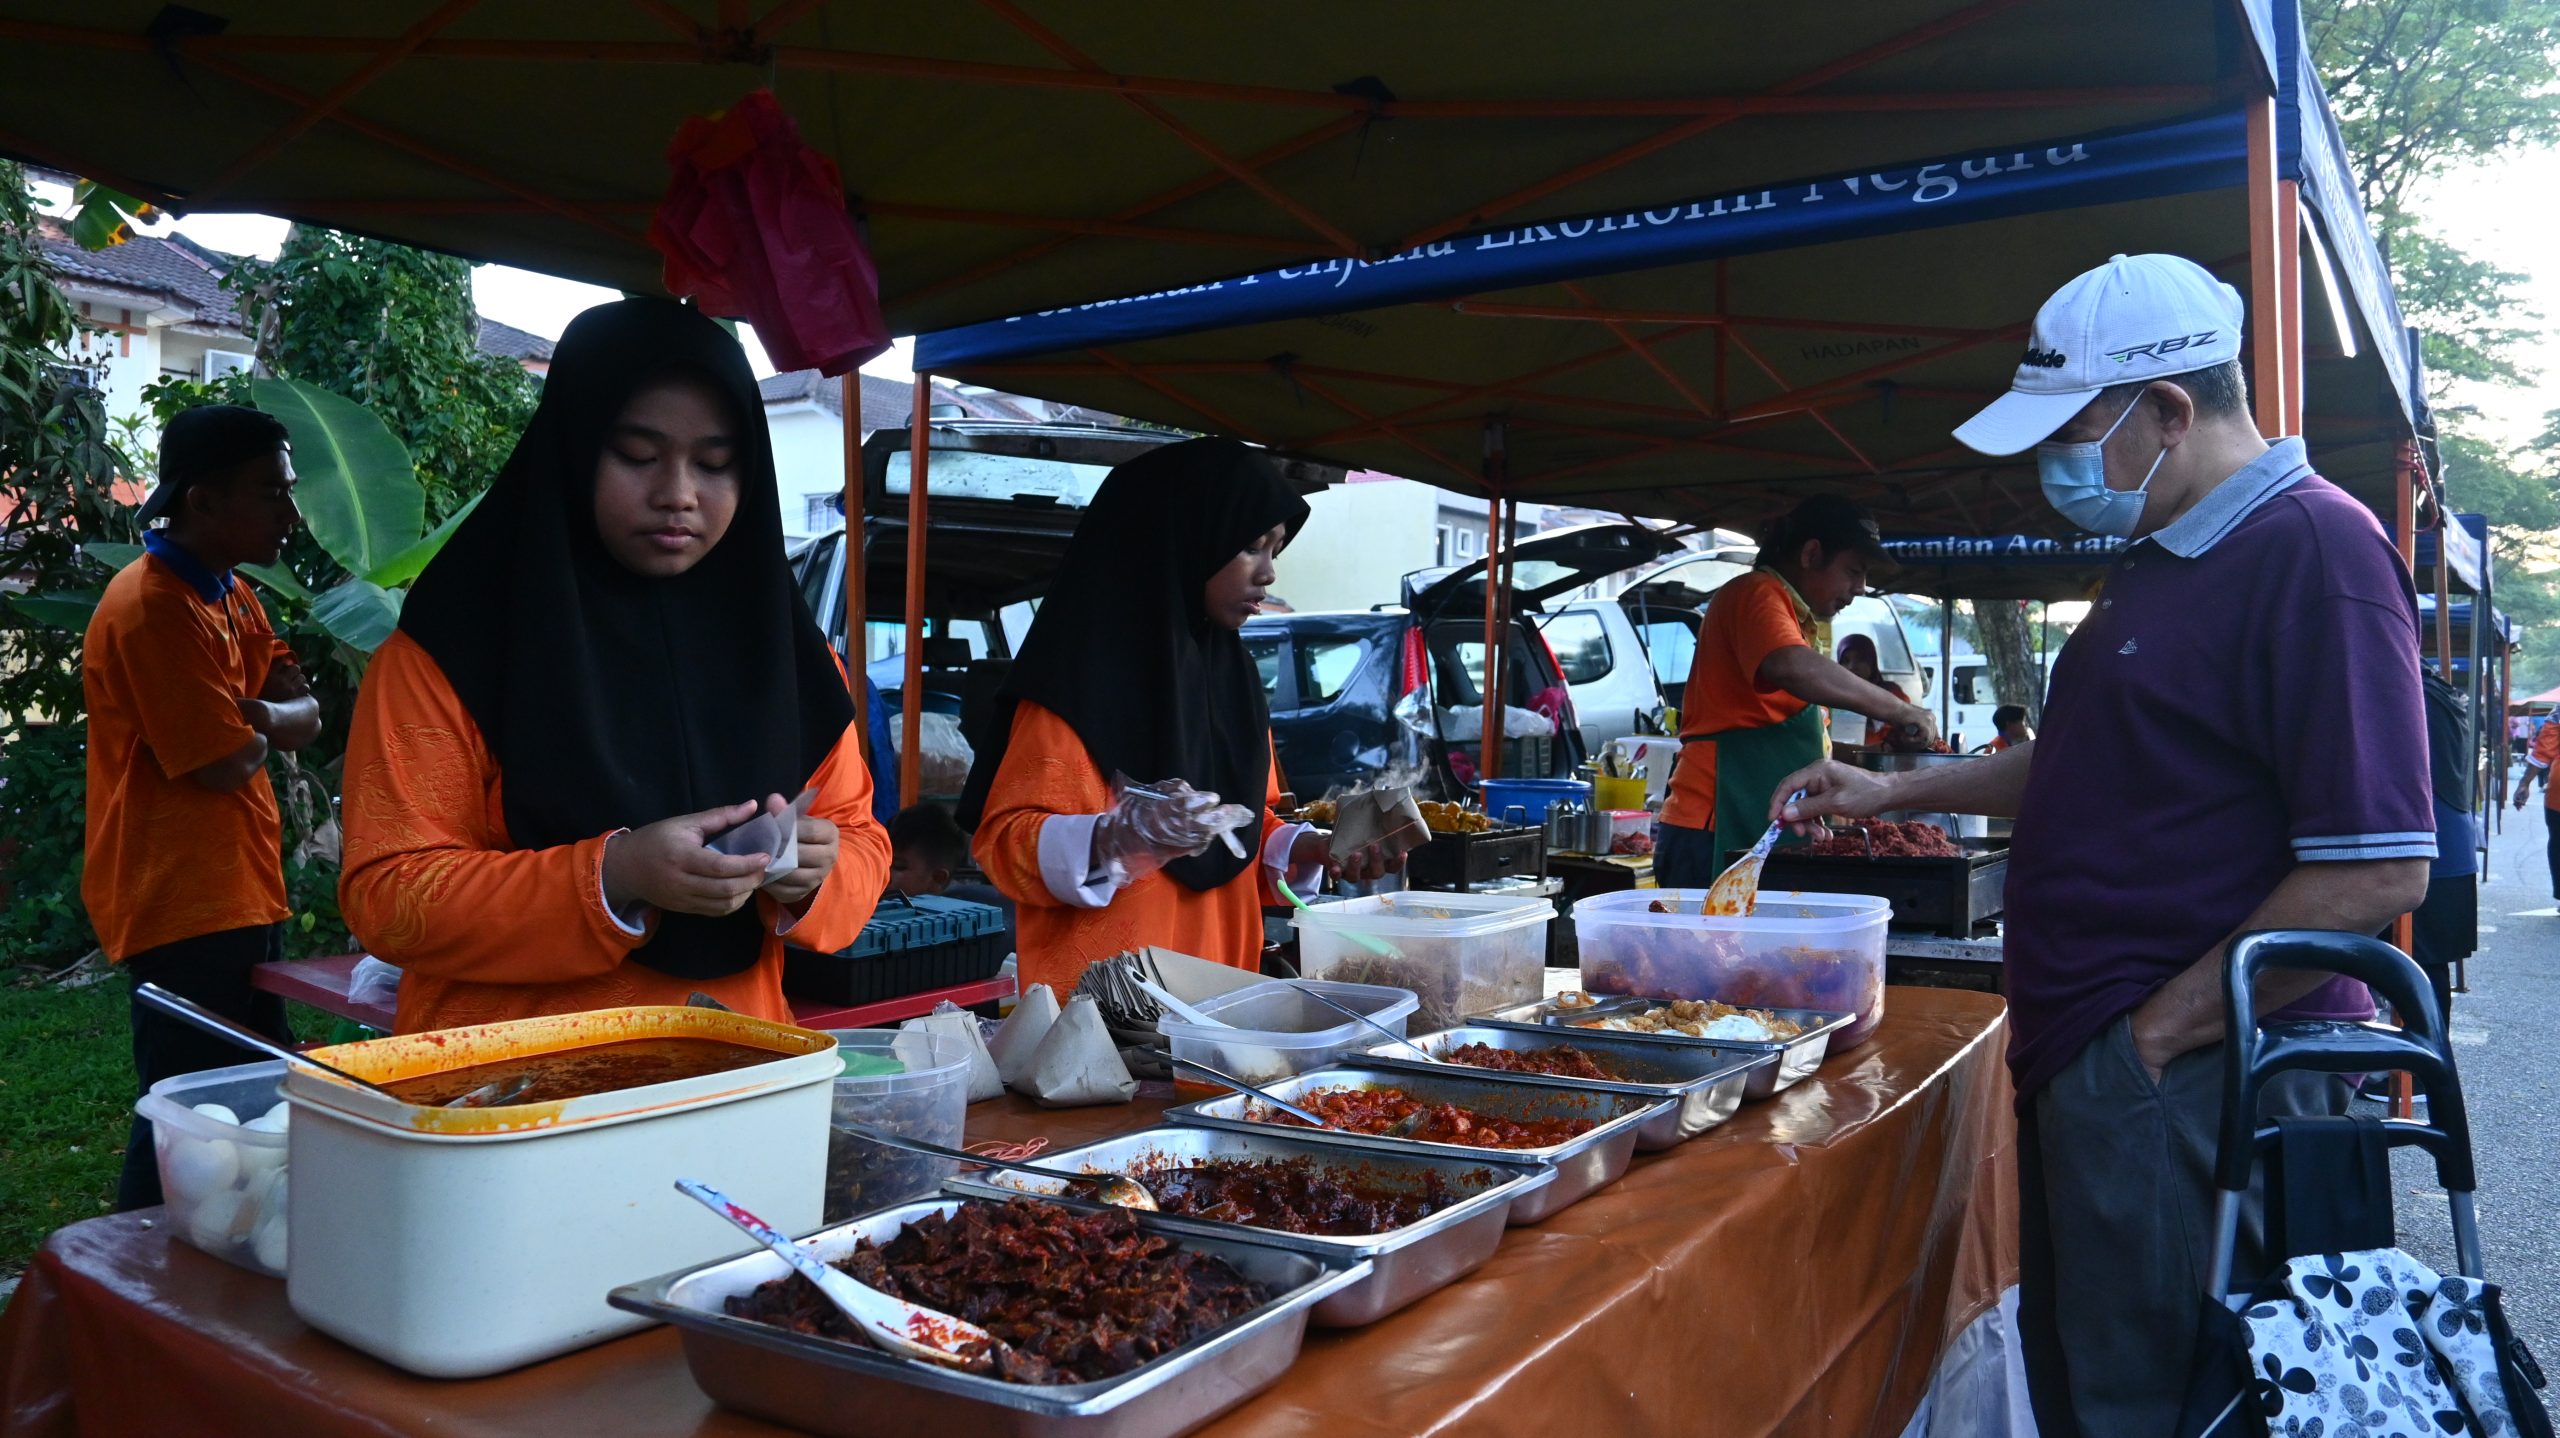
[
  {"xmin": 0, "ymin": 975, "xmax": 345, "ymax": 1279},
  {"xmin": 0, "ymin": 978, "xmax": 130, "ymax": 1275}
]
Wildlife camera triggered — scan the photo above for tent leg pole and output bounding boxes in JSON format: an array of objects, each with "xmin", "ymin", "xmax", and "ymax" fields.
[
  {"xmin": 2279, "ymin": 179, "xmax": 2304, "ymax": 435},
  {"xmin": 902, "ymin": 371, "xmax": 930, "ymax": 807},
  {"xmin": 842, "ymin": 373, "xmax": 867, "ymax": 762},
  {"xmin": 2245, "ymin": 96, "xmax": 2289, "ymax": 439},
  {"xmin": 1940, "ymin": 596, "xmax": 1953, "ymax": 739},
  {"xmin": 1481, "ymin": 417, "xmax": 1507, "ymax": 783}
]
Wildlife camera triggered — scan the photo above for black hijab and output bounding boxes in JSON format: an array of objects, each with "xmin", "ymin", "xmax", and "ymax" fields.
[
  {"xmin": 400, "ymin": 299, "xmax": 853, "ymax": 979},
  {"xmin": 957, "ymin": 437, "xmax": 1309, "ymax": 891}
]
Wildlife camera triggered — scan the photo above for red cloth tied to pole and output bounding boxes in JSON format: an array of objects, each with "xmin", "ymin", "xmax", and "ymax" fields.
[{"xmin": 648, "ymin": 89, "xmax": 889, "ymax": 376}]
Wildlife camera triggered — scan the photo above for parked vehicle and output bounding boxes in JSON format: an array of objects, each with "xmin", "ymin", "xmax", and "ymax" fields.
[
  {"xmin": 1614, "ymin": 546, "xmax": 1927, "ymax": 744},
  {"xmin": 1249, "ymin": 523, "xmax": 1682, "ymax": 799},
  {"xmin": 1541, "ymin": 598, "xmax": 1673, "ymax": 751},
  {"xmin": 789, "ymin": 418, "xmax": 1342, "ymax": 781}
]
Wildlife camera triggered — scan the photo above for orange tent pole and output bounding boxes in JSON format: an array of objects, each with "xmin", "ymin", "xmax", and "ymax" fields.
[
  {"xmin": 2245, "ymin": 96, "xmax": 2289, "ymax": 437},
  {"xmin": 1480, "ymin": 419, "xmax": 1508, "ymax": 783},
  {"xmin": 842, "ymin": 373, "xmax": 868, "ymax": 762},
  {"xmin": 902, "ymin": 371, "xmax": 930, "ymax": 807}
]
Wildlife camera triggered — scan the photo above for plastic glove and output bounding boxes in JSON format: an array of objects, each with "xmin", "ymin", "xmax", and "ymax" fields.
[{"xmin": 1090, "ymin": 775, "xmax": 1256, "ymax": 886}]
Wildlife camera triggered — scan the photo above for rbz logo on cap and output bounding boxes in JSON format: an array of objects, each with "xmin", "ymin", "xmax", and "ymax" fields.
[
  {"xmin": 2018, "ymin": 346, "xmax": 2068, "ymax": 369},
  {"xmin": 2105, "ymin": 331, "xmax": 2219, "ymax": 365}
]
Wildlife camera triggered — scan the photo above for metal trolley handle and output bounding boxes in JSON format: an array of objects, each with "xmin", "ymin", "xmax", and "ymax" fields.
[{"xmin": 2207, "ymin": 930, "xmax": 2482, "ymax": 1294}]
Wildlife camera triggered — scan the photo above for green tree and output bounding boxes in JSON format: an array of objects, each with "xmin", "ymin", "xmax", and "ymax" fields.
[
  {"xmin": 0, "ymin": 159, "xmax": 143, "ymax": 964},
  {"xmin": 225, "ymin": 227, "xmax": 536, "ymax": 524},
  {"xmin": 2307, "ymin": 0, "xmax": 2560, "ymax": 383}
]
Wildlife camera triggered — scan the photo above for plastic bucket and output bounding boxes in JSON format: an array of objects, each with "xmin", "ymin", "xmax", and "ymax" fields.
[
  {"xmin": 819, "ymin": 1028, "xmax": 973, "ymax": 1222},
  {"xmin": 1476, "ymin": 777, "xmax": 1590, "ymax": 825}
]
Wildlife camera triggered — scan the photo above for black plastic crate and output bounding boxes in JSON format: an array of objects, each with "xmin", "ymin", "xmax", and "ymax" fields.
[{"xmin": 782, "ymin": 891, "xmax": 1010, "ymax": 1006}]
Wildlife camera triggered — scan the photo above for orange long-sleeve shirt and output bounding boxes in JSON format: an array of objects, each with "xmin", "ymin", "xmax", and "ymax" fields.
[
  {"xmin": 973, "ymin": 701, "xmax": 1289, "ymax": 994},
  {"xmin": 340, "ymin": 630, "xmax": 891, "ymax": 1033}
]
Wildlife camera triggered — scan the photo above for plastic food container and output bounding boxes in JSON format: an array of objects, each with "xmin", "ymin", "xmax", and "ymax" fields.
[
  {"xmin": 1155, "ymin": 978, "xmax": 1419, "ymax": 1087},
  {"xmin": 283, "ymin": 1006, "xmax": 837, "ymax": 1378},
  {"xmin": 1294, "ymin": 892, "xmax": 1556, "ymax": 1034},
  {"xmin": 136, "ymin": 1060, "xmax": 292, "ymax": 1277},
  {"xmin": 820, "ymin": 1028, "xmax": 972, "ymax": 1223},
  {"xmin": 1573, "ymin": 890, "xmax": 1891, "ymax": 1046}
]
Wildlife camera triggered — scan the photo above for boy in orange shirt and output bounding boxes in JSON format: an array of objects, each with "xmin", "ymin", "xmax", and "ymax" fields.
[{"xmin": 84, "ymin": 405, "xmax": 318, "ymax": 1209}]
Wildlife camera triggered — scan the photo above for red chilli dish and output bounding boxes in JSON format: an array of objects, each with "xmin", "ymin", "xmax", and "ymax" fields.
[{"xmin": 1268, "ymin": 1085, "xmax": 1596, "ymax": 1150}]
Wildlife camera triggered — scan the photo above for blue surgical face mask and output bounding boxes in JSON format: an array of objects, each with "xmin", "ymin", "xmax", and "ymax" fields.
[{"xmin": 2036, "ymin": 398, "xmax": 2167, "ymax": 537}]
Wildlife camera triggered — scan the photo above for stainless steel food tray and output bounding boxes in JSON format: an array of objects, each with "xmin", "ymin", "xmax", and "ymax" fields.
[
  {"xmin": 1161, "ymin": 1062, "xmax": 1666, "ymax": 1223},
  {"xmin": 609, "ymin": 1197, "xmax": 1368, "ymax": 1438},
  {"xmin": 1465, "ymin": 997, "xmax": 1851, "ymax": 1098},
  {"xmin": 942, "ymin": 1125, "xmax": 1553, "ymax": 1327},
  {"xmin": 1357, "ymin": 1026, "xmax": 1768, "ymax": 1150}
]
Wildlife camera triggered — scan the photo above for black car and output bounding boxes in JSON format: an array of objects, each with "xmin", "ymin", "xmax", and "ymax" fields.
[{"xmin": 1247, "ymin": 523, "xmax": 1683, "ymax": 801}]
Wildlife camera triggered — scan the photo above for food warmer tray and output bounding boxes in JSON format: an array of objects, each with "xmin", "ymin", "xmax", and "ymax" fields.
[
  {"xmin": 609, "ymin": 1197, "xmax": 1369, "ymax": 1438},
  {"xmin": 1465, "ymin": 998, "xmax": 1851, "ymax": 1099},
  {"xmin": 942, "ymin": 1125, "xmax": 1554, "ymax": 1327},
  {"xmin": 1400, "ymin": 823, "xmax": 1545, "ymax": 891},
  {"xmin": 1357, "ymin": 1026, "xmax": 1768, "ymax": 1150},
  {"xmin": 1162, "ymin": 1062, "xmax": 1666, "ymax": 1223},
  {"xmin": 1751, "ymin": 843, "xmax": 2007, "ymax": 937}
]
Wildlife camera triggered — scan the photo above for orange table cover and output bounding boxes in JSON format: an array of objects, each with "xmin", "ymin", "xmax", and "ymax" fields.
[{"xmin": 0, "ymin": 988, "xmax": 2014, "ymax": 1438}]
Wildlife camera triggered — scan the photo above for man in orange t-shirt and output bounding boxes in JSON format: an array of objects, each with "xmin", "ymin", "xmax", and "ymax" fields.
[
  {"xmin": 1656, "ymin": 497, "xmax": 1938, "ymax": 888},
  {"xmin": 2515, "ymin": 714, "xmax": 2560, "ymax": 900},
  {"xmin": 84, "ymin": 406, "xmax": 318, "ymax": 1210}
]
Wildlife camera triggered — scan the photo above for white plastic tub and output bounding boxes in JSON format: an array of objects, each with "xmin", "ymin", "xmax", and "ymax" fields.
[
  {"xmin": 136, "ymin": 1060, "xmax": 292, "ymax": 1276},
  {"xmin": 283, "ymin": 1006, "xmax": 837, "ymax": 1378},
  {"xmin": 1293, "ymin": 892, "xmax": 1555, "ymax": 1033},
  {"xmin": 1574, "ymin": 890, "xmax": 1891, "ymax": 1046},
  {"xmin": 1156, "ymin": 978, "xmax": 1419, "ymax": 1086}
]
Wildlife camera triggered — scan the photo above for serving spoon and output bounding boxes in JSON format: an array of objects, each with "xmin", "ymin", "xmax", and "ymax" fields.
[
  {"xmin": 675, "ymin": 1178, "xmax": 1004, "ymax": 1373},
  {"xmin": 846, "ymin": 1126, "xmax": 1157, "ymax": 1211},
  {"xmin": 1703, "ymin": 788, "xmax": 1805, "ymax": 917}
]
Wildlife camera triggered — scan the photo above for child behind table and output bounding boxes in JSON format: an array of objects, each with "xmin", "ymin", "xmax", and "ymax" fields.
[{"xmin": 887, "ymin": 803, "xmax": 1017, "ymax": 954}]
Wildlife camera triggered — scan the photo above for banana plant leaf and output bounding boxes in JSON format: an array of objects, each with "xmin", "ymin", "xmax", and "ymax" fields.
[
  {"xmin": 365, "ymin": 492, "xmax": 483, "ymax": 589},
  {"xmin": 239, "ymin": 561, "xmax": 313, "ymax": 604},
  {"xmin": 82, "ymin": 541, "xmax": 144, "ymax": 571},
  {"xmin": 5, "ymin": 590, "xmax": 104, "ymax": 629},
  {"xmin": 251, "ymin": 377, "xmax": 423, "ymax": 579},
  {"xmin": 309, "ymin": 578, "xmax": 403, "ymax": 654}
]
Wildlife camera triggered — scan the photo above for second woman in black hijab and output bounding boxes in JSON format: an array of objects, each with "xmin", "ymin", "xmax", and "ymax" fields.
[
  {"xmin": 959, "ymin": 437, "xmax": 1397, "ymax": 993},
  {"xmin": 339, "ymin": 298, "xmax": 891, "ymax": 1032}
]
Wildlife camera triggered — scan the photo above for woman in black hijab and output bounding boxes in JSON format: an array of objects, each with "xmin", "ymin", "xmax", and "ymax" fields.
[
  {"xmin": 339, "ymin": 298, "xmax": 891, "ymax": 1032},
  {"xmin": 958, "ymin": 437, "xmax": 1395, "ymax": 992}
]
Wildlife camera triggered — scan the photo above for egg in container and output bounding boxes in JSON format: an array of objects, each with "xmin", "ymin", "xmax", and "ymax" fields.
[{"xmin": 135, "ymin": 1059, "xmax": 293, "ymax": 1276}]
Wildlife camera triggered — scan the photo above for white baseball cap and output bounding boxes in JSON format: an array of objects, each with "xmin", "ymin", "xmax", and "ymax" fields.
[{"xmin": 1953, "ymin": 253, "xmax": 2247, "ymax": 456}]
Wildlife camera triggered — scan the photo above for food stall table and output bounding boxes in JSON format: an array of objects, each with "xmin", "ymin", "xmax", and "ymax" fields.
[{"xmin": 0, "ymin": 989, "xmax": 2013, "ymax": 1438}]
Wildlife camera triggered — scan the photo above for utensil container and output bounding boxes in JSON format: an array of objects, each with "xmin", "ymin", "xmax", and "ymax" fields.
[
  {"xmin": 283, "ymin": 1005, "xmax": 837, "ymax": 1377},
  {"xmin": 1572, "ymin": 889, "xmax": 1891, "ymax": 1046},
  {"xmin": 1154, "ymin": 978, "xmax": 1418, "ymax": 1088},
  {"xmin": 1292, "ymin": 892, "xmax": 1554, "ymax": 1034},
  {"xmin": 822, "ymin": 1029, "xmax": 974, "ymax": 1222}
]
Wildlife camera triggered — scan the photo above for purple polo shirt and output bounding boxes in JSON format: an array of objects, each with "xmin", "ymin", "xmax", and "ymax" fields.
[{"xmin": 2002, "ymin": 439, "xmax": 2435, "ymax": 1102}]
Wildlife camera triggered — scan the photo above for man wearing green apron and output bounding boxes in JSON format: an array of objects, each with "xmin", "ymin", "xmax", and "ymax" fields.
[{"xmin": 1655, "ymin": 497, "xmax": 1937, "ymax": 888}]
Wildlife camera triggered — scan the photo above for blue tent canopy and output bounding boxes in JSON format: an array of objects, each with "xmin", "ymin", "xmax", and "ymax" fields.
[{"xmin": 918, "ymin": 1, "xmax": 2419, "ymax": 541}]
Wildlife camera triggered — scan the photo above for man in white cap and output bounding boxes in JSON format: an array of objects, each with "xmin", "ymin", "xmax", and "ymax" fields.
[{"xmin": 1768, "ymin": 254, "xmax": 2433, "ymax": 1435}]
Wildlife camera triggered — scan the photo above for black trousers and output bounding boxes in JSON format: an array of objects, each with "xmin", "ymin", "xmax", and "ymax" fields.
[
  {"xmin": 117, "ymin": 924, "xmax": 291, "ymax": 1211},
  {"xmin": 2546, "ymin": 815, "xmax": 2560, "ymax": 904}
]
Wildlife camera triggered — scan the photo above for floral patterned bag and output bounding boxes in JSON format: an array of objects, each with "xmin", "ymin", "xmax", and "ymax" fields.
[{"xmin": 2210, "ymin": 1249, "xmax": 2550, "ymax": 1438}]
